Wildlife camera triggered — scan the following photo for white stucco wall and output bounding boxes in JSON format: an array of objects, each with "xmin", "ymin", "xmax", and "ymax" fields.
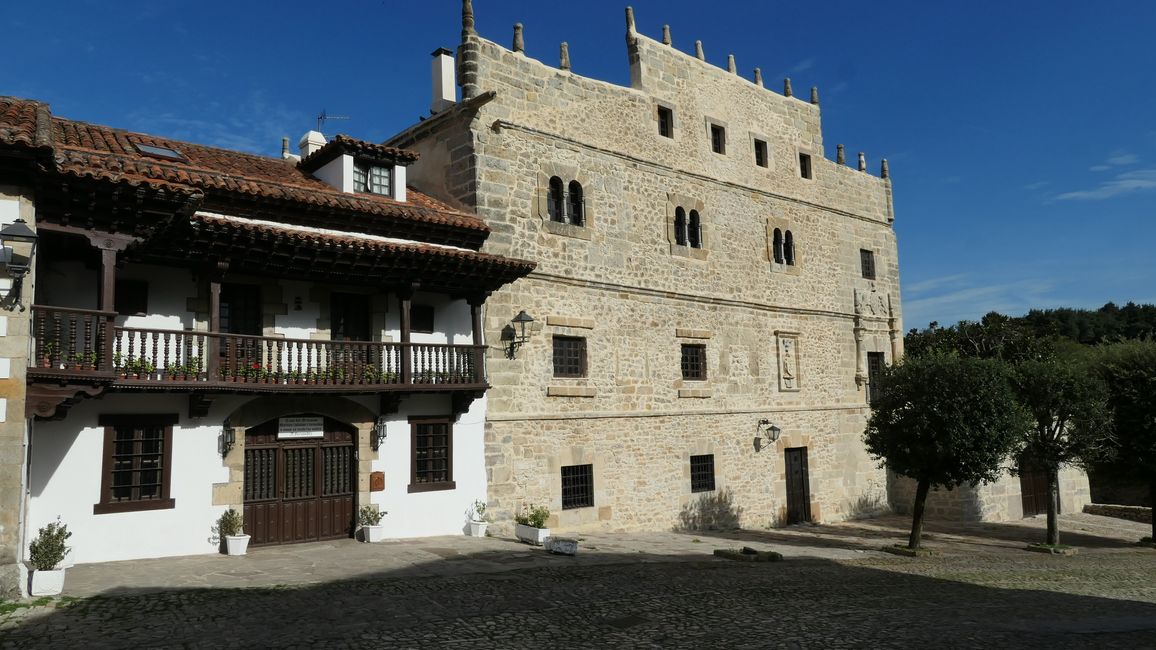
[
  {"xmin": 27, "ymin": 395, "xmax": 230, "ymax": 564},
  {"xmin": 367, "ymin": 393, "xmax": 487, "ymax": 538},
  {"xmin": 383, "ymin": 291, "xmax": 474, "ymax": 345}
]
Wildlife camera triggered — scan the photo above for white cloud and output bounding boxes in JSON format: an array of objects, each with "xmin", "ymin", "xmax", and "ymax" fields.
[
  {"xmin": 1107, "ymin": 152, "xmax": 1139, "ymax": 166},
  {"xmin": 1088, "ymin": 165, "xmax": 1111, "ymax": 172},
  {"xmin": 1023, "ymin": 180, "xmax": 1050, "ymax": 190},
  {"xmin": 791, "ymin": 58, "xmax": 815, "ymax": 73},
  {"xmin": 1055, "ymin": 168, "xmax": 1156, "ymax": 201}
]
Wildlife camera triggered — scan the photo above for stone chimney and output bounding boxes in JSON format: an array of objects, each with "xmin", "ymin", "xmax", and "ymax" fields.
[
  {"xmin": 298, "ymin": 130, "xmax": 326, "ymax": 158},
  {"xmin": 431, "ymin": 48, "xmax": 456, "ymax": 114}
]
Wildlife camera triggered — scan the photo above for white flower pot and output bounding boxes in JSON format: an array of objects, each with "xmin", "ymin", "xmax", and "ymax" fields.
[
  {"xmin": 225, "ymin": 534, "xmax": 250, "ymax": 556},
  {"xmin": 515, "ymin": 523, "xmax": 551, "ymax": 546},
  {"xmin": 30, "ymin": 568, "xmax": 66, "ymax": 596},
  {"xmin": 468, "ymin": 521, "xmax": 489, "ymax": 537},
  {"xmin": 363, "ymin": 525, "xmax": 386, "ymax": 543}
]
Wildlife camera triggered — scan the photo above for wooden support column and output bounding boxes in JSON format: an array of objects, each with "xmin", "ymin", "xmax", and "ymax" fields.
[
  {"xmin": 398, "ymin": 285, "xmax": 414, "ymax": 385},
  {"xmin": 468, "ymin": 293, "xmax": 488, "ymax": 385},
  {"xmin": 206, "ymin": 263, "xmax": 227, "ymax": 381}
]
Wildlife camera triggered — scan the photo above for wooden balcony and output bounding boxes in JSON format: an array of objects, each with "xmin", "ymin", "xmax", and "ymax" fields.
[{"xmin": 28, "ymin": 305, "xmax": 486, "ymax": 393}]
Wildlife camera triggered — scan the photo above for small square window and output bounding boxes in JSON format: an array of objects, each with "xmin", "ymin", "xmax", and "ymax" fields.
[
  {"xmin": 409, "ymin": 418, "xmax": 455, "ymax": 493},
  {"xmin": 115, "ymin": 279, "xmax": 149, "ymax": 316},
  {"xmin": 754, "ymin": 139, "xmax": 768, "ymax": 168},
  {"xmin": 681, "ymin": 344, "xmax": 707, "ymax": 380},
  {"xmin": 860, "ymin": 249, "xmax": 876, "ymax": 280},
  {"xmin": 710, "ymin": 124, "xmax": 726, "ymax": 155},
  {"xmin": 658, "ymin": 106, "xmax": 674, "ymax": 138},
  {"xmin": 553, "ymin": 336, "xmax": 587, "ymax": 378},
  {"xmin": 94, "ymin": 414, "xmax": 178, "ymax": 514},
  {"xmin": 799, "ymin": 153, "xmax": 813, "ymax": 179},
  {"xmin": 411, "ymin": 304, "xmax": 435, "ymax": 334},
  {"xmin": 690, "ymin": 454, "xmax": 715, "ymax": 493},
  {"xmin": 354, "ymin": 164, "xmax": 392, "ymax": 195},
  {"xmin": 561, "ymin": 464, "xmax": 594, "ymax": 509}
]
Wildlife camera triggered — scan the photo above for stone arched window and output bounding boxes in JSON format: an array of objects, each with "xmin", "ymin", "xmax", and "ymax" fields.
[
  {"xmin": 674, "ymin": 207, "xmax": 688, "ymax": 246},
  {"xmin": 688, "ymin": 210, "xmax": 702, "ymax": 249},
  {"xmin": 548, "ymin": 176, "xmax": 565, "ymax": 223},
  {"xmin": 773, "ymin": 228, "xmax": 784, "ymax": 264},
  {"xmin": 784, "ymin": 230, "xmax": 795, "ymax": 265},
  {"xmin": 567, "ymin": 181, "xmax": 584, "ymax": 226}
]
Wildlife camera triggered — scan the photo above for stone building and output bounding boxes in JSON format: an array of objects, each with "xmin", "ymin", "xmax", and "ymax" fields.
[{"xmin": 389, "ymin": 4, "xmax": 903, "ymax": 533}]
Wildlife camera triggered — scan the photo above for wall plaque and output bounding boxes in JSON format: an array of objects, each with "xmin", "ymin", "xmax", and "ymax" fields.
[{"xmin": 278, "ymin": 416, "xmax": 324, "ymax": 439}]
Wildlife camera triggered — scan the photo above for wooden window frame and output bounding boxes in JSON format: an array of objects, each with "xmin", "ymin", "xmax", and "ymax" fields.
[
  {"xmin": 754, "ymin": 139, "xmax": 768, "ymax": 168},
  {"xmin": 114, "ymin": 279, "xmax": 149, "ymax": 316},
  {"xmin": 411, "ymin": 304, "xmax": 435, "ymax": 334},
  {"xmin": 799, "ymin": 152, "xmax": 813, "ymax": 179},
  {"xmin": 867, "ymin": 352, "xmax": 886, "ymax": 404},
  {"xmin": 658, "ymin": 106, "xmax": 674, "ymax": 138},
  {"xmin": 681, "ymin": 343, "xmax": 707, "ymax": 381},
  {"xmin": 710, "ymin": 123, "xmax": 726, "ymax": 155},
  {"xmin": 561, "ymin": 463, "xmax": 594, "ymax": 510},
  {"xmin": 552, "ymin": 335, "xmax": 587, "ymax": 378},
  {"xmin": 93, "ymin": 414, "xmax": 178, "ymax": 515},
  {"xmin": 690, "ymin": 454, "xmax": 716, "ymax": 493},
  {"xmin": 860, "ymin": 249, "xmax": 877, "ymax": 280},
  {"xmin": 408, "ymin": 416, "xmax": 456, "ymax": 493}
]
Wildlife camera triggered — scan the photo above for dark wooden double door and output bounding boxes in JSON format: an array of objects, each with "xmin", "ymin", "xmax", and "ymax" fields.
[
  {"xmin": 243, "ymin": 417, "xmax": 357, "ymax": 546},
  {"xmin": 1019, "ymin": 465, "xmax": 1056, "ymax": 518}
]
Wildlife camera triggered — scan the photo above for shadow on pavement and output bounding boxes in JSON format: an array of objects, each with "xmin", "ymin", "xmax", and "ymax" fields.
[{"xmin": 6, "ymin": 545, "xmax": 1156, "ymax": 648}]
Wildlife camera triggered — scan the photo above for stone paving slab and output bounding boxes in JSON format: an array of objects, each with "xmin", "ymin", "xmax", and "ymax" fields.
[{"xmin": 3, "ymin": 513, "xmax": 1154, "ymax": 648}]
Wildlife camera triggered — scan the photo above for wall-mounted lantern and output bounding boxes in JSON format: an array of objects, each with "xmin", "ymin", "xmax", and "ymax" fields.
[
  {"xmin": 220, "ymin": 419, "xmax": 236, "ymax": 458},
  {"xmin": 506, "ymin": 310, "xmax": 534, "ymax": 359},
  {"xmin": 372, "ymin": 416, "xmax": 389, "ymax": 451},
  {"xmin": 1, "ymin": 218, "xmax": 38, "ymax": 312},
  {"xmin": 754, "ymin": 419, "xmax": 782, "ymax": 452}
]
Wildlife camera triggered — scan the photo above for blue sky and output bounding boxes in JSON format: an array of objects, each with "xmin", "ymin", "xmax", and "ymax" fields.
[{"xmin": 5, "ymin": 1, "xmax": 1155, "ymax": 329}]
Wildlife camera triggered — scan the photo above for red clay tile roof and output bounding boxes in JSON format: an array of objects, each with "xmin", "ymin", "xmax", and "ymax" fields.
[
  {"xmin": 299, "ymin": 134, "xmax": 419, "ymax": 172},
  {"xmin": 0, "ymin": 97, "xmax": 53, "ymax": 152},
  {"xmin": 0, "ymin": 96, "xmax": 487, "ymax": 241}
]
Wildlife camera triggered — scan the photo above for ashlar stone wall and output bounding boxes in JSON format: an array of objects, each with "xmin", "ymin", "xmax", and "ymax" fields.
[{"xmin": 396, "ymin": 20, "xmax": 901, "ymax": 534}]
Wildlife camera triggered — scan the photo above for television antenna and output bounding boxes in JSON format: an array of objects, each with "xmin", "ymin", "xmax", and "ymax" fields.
[{"xmin": 316, "ymin": 109, "xmax": 350, "ymax": 133}]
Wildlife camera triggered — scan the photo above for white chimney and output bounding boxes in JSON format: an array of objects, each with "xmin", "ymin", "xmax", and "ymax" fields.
[
  {"xmin": 431, "ymin": 48, "xmax": 456, "ymax": 114},
  {"xmin": 298, "ymin": 130, "xmax": 326, "ymax": 158}
]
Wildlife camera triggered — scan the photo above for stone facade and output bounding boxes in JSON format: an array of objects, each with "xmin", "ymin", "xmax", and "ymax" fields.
[
  {"xmin": 392, "ymin": 10, "xmax": 901, "ymax": 533},
  {"xmin": 889, "ymin": 467, "xmax": 1092, "ymax": 522}
]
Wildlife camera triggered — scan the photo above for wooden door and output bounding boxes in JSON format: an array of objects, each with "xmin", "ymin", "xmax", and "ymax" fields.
[
  {"xmin": 784, "ymin": 447, "xmax": 811, "ymax": 525},
  {"xmin": 243, "ymin": 416, "xmax": 356, "ymax": 546},
  {"xmin": 1019, "ymin": 466, "xmax": 1054, "ymax": 518}
]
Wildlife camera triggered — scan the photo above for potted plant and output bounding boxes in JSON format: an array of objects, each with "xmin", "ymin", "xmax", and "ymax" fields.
[
  {"xmin": 39, "ymin": 342, "xmax": 56, "ymax": 368},
  {"xmin": 514, "ymin": 504, "xmax": 551, "ymax": 546},
  {"xmin": 359, "ymin": 505, "xmax": 387, "ymax": 543},
  {"xmin": 28, "ymin": 517, "xmax": 71, "ymax": 596},
  {"xmin": 468, "ymin": 499, "xmax": 491, "ymax": 537},
  {"xmin": 218, "ymin": 508, "xmax": 249, "ymax": 556}
]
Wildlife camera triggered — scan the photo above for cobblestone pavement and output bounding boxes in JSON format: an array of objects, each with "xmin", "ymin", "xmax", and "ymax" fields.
[{"xmin": 3, "ymin": 514, "xmax": 1155, "ymax": 649}]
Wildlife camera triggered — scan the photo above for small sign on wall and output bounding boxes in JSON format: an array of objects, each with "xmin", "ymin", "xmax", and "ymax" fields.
[{"xmin": 278, "ymin": 416, "xmax": 324, "ymax": 439}]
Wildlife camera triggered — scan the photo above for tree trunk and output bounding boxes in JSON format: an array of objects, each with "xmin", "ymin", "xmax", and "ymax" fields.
[
  {"xmin": 908, "ymin": 478, "xmax": 931, "ymax": 550},
  {"xmin": 1046, "ymin": 466, "xmax": 1060, "ymax": 546}
]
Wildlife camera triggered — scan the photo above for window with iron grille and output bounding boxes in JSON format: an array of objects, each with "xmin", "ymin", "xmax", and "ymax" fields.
[
  {"xmin": 799, "ymin": 152, "xmax": 813, "ymax": 179},
  {"xmin": 867, "ymin": 352, "xmax": 886, "ymax": 404},
  {"xmin": 553, "ymin": 336, "xmax": 587, "ymax": 378},
  {"xmin": 681, "ymin": 344, "xmax": 707, "ymax": 380},
  {"xmin": 658, "ymin": 106, "xmax": 674, "ymax": 138},
  {"xmin": 690, "ymin": 454, "xmax": 716, "ymax": 493},
  {"xmin": 409, "ymin": 417, "xmax": 455, "ymax": 492},
  {"xmin": 95, "ymin": 414, "xmax": 178, "ymax": 514},
  {"xmin": 860, "ymin": 249, "xmax": 876, "ymax": 280},
  {"xmin": 561, "ymin": 464, "xmax": 594, "ymax": 509},
  {"xmin": 710, "ymin": 124, "xmax": 726, "ymax": 154}
]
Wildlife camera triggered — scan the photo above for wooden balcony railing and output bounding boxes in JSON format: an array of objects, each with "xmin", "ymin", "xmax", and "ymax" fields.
[{"xmin": 30, "ymin": 306, "xmax": 485, "ymax": 389}]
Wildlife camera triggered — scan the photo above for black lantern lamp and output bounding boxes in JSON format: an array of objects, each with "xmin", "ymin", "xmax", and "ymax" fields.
[
  {"xmin": 220, "ymin": 420, "xmax": 236, "ymax": 458},
  {"xmin": 1, "ymin": 218, "xmax": 38, "ymax": 311},
  {"xmin": 507, "ymin": 310, "xmax": 534, "ymax": 358},
  {"xmin": 372, "ymin": 416, "xmax": 388, "ymax": 451},
  {"xmin": 754, "ymin": 419, "xmax": 782, "ymax": 452}
]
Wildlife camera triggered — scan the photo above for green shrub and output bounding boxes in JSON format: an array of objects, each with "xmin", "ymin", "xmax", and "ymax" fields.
[
  {"xmin": 28, "ymin": 518, "xmax": 71, "ymax": 571},
  {"xmin": 358, "ymin": 505, "xmax": 386, "ymax": 526},
  {"xmin": 515, "ymin": 504, "xmax": 550, "ymax": 528},
  {"xmin": 218, "ymin": 508, "xmax": 243, "ymax": 537}
]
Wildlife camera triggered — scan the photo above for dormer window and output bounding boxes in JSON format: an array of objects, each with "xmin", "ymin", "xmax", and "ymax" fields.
[{"xmin": 354, "ymin": 163, "xmax": 392, "ymax": 195}]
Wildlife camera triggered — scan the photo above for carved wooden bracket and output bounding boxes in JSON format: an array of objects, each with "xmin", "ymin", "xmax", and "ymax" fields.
[
  {"xmin": 452, "ymin": 390, "xmax": 485, "ymax": 421},
  {"xmin": 26, "ymin": 383, "xmax": 105, "ymax": 420},
  {"xmin": 188, "ymin": 393, "xmax": 214, "ymax": 418}
]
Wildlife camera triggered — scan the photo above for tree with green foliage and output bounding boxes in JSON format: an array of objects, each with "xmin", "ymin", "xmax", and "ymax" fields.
[
  {"xmin": 1010, "ymin": 358, "xmax": 1115, "ymax": 546},
  {"xmin": 905, "ymin": 312, "xmax": 1056, "ymax": 363},
  {"xmin": 865, "ymin": 353, "xmax": 1029, "ymax": 549},
  {"xmin": 1095, "ymin": 339, "xmax": 1156, "ymax": 541}
]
